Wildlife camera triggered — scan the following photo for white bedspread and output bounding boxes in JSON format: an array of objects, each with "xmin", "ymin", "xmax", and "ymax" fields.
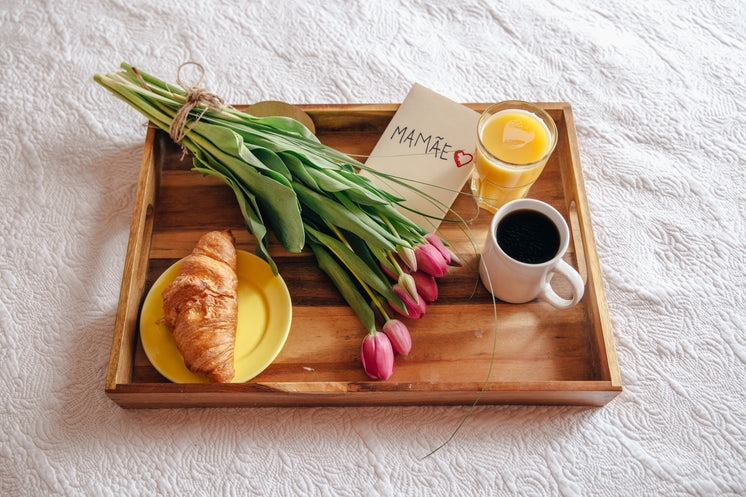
[{"xmin": 1, "ymin": 0, "xmax": 744, "ymax": 495}]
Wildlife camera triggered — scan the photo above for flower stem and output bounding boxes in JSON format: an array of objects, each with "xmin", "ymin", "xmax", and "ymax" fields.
[{"xmin": 328, "ymin": 224, "xmax": 390, "ymax": 320}]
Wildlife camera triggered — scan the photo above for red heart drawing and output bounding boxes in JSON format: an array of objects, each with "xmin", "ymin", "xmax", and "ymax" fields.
[{"xmin": 454, "ymin": 150, "xmax": 474, "ymax": 168}]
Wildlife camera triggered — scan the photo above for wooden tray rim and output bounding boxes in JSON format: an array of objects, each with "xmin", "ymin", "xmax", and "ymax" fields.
[{"xmin": 105, "ymin": 102, "xmax": 622, "ymax": 408}]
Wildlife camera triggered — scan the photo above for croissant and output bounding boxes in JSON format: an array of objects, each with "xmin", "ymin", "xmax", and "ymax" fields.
[{"xmin": 161, "ymin": 230, "xmax": 238, "ymax": 382}]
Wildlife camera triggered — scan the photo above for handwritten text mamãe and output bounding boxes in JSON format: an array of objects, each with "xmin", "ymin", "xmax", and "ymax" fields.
[{"xmin": 389, "ymin": 126, "xmax": 453, "ymax": 161}]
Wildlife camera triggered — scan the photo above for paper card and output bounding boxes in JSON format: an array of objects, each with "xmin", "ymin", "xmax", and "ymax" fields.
[{"xmin": 362, "ymin": 83, "xmax": 480, "ymax": 230}]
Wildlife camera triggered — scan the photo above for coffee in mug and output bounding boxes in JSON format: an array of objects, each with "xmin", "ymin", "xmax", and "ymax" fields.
[
  {"xmin": 479, "ymin": 199, "xmax": 585, "ymax": 309},
  {"xmin": 496, "ymin": 209, "xmax": 560, "ymax": 264}
]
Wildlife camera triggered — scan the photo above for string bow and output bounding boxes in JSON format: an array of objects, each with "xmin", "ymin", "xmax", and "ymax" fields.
[{"xmin": 169, "ymin": 62, "xmax": 226, "ymax": 144}]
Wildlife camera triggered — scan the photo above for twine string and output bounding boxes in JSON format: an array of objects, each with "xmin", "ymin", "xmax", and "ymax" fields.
[{"xmin": 169, "ymin": 62, "xmax": 226, "ymax": 144}]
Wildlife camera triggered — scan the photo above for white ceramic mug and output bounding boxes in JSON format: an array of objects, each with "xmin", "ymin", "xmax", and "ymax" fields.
[{"xmin": 479, "ymin": 199, "xmax": 585, "ymax": 309}]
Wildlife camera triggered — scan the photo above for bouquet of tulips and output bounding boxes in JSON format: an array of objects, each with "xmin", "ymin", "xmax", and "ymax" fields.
[{"xmin": 95, "ymin": 63, "xmax": 461, "ymax": 380}]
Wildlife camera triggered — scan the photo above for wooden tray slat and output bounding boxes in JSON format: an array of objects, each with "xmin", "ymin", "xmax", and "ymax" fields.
[{"xmin": 106, "ymin": 103, "xmax": 621, "ymax": 408}]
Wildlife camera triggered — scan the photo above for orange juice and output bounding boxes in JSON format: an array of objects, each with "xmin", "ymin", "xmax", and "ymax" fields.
[{"xmin": 472, "ymin": 102, "xmax": 557, "ymax": 211}]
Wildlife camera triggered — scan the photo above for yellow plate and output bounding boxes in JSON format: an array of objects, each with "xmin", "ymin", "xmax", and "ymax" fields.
[{"xmin": 140, "ymin": 250, "xmax": 292, "ymax": 383}]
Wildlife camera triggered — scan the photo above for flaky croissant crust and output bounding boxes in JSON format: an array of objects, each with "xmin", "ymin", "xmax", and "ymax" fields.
[{"xmin": 161, "ymin": 230, "xmax": 238, "ymax": 383}]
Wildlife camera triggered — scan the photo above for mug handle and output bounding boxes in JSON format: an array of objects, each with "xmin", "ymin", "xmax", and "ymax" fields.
[{"xmin": 539, "ymin": 260, "xmax": 585, "ymax": 309}]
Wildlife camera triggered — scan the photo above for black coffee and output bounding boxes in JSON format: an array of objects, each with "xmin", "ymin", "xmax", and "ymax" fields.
[{"xmin": 496, "ymin": 209, "xmax": 560, "ymax": 264}]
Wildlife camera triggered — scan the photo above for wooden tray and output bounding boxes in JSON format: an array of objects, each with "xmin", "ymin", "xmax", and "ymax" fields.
[{"xmin": 105, "ymin": 103, "xmax": 622, "ymax": 408}]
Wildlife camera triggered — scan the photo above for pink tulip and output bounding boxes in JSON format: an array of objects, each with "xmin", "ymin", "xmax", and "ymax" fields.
[
  {"xmin": 412, "ymin": 271, "xmax": 438, "ymax": 302},
  {"xmin": 424, "ymin": 234, "xmax": 462, "ymax": 267},
  {"xmin": 361, "ymin": 331, "xmax": 395, "ymax": 380},
  {"xmin": 414, "ymin": 244, "xmax": 448, "ymax": 278},
  {"xmin": 425, "ymin": 233, "xmax": 451, "ymax": 264},
  {"xmin": 390, "ymin": 284, "xmax": 427, "ymax": 319},
  {"xmin": 383, "ymin": 319, "xmax": 412, "ymax": 356}
]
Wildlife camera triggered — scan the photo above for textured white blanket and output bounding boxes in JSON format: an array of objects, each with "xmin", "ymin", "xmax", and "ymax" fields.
[{"xmin": 1, "ymin": 0, "xmax": 744, "ymax": 495}]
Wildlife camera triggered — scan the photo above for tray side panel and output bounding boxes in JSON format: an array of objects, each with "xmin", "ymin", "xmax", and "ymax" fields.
[
  {"xmin": 106, "ymin": 127, "xmax": 159, "ymax": 389},
  {"xmin": 108, "ymin": 380, "xmax": 620, "ymax": 408},
  {"xmin": 557, "ymin": 105, "xmax": 622, "ymax": 387}
]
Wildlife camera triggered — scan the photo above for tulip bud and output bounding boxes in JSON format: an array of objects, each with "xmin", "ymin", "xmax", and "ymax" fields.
[
  {"xmin": 425, "ymin": 233, "xmax": 451, "ymax": 264},
  {"xmin": 412, "ymin": 271, "xmax": 438, "ymax": 302},
  {"xmin": 414, "ymin": 244, "xmax": 448, "ymax": 278},
  {"xmin": 390, "ymin": 284, "xmax": 427, "ymax": 319},
  {"xmin": 398, "ymin": 273, "xmax": 420, "ymax": 304},
  {"xmin": 383, "ymin": 319, "xmax": 412, "ymax": 356},
  {"xmin": 360, "ymin": 331, "xmax": 395, "ymax": 380},
  {"xmin": 396, "ymin": 245, "xmax": 418, "ymax": 272}
]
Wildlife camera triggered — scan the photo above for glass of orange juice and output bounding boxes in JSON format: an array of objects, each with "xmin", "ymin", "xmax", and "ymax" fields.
[{"xmin": 471, "ymin": 101, "xmax": 558, "ymax": 212}]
